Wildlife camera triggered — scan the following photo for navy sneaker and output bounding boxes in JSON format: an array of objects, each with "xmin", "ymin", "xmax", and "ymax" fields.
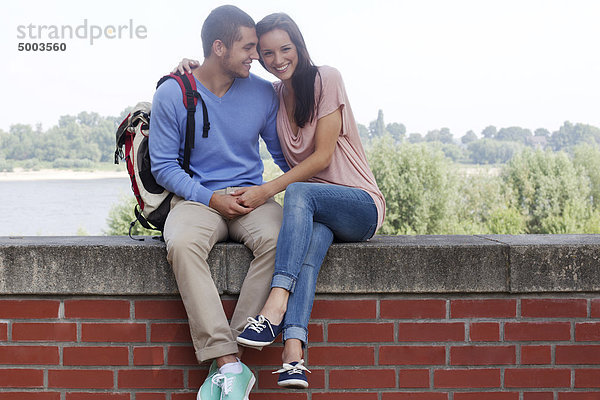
[
  {"xmin": 274, "ymin": 360, "xmax": 311, "ymax": 389},
  {"xmin": 236, "ymin": 315, "xmax": 283, "ymax": 347}
]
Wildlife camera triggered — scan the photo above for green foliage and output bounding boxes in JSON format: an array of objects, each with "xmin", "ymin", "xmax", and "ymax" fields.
[
  {"xmin": 502, "ymin": 149, "xmax": 593, "ymax": 233},
  {"xmin": 105, "ymin": 196, "xmax": 157, "ymax": 236},
  {"xmin": 572, "ymin": 144, "xmax": 600, "ymax": 210},
  {"xmin": 367, "ymin": 137, "xmax": 456, "ymax": 235},
  {"xmin": 549, "ymin": 121, "xmax": 600, "ymax": 151},
  {"xmin": 467, "ymin": 139, "xmax": 524, "ymax": 164}
]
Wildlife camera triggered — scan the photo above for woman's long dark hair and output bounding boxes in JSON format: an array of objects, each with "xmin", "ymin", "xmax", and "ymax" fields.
[{"xmin": 256, "ymin": 13, "xmax": 321, "ymax": 128}]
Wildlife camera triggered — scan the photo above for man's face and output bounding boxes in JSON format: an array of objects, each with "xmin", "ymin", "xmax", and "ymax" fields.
[{"xmin": 222, "ymin": 26, "xmax": 259, "ymax": 79}]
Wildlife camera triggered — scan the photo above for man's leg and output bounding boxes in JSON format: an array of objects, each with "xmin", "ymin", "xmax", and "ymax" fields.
[
  {"xmin": 227, "ymin": 197, "xmax": 283, "ymax": 336},
  {"xmin": 163, "ymin": 196, "xmax": 237, "ymax": 363}
]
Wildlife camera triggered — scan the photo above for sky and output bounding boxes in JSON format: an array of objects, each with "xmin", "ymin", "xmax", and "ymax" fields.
[{"xmin": 1, "ymin": 0, "xmax": 599, "ymax": 138}]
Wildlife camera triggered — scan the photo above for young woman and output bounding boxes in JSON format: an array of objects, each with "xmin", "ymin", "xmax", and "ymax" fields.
[{"xmin": 177, "ymin": 12, "xmax": 385, "ymax": 389}]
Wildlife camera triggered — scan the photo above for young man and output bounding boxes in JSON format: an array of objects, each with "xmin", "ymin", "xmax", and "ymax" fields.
[{"xmin": 149, "ymin": 5, "xmax": 289, "ymax": 400}]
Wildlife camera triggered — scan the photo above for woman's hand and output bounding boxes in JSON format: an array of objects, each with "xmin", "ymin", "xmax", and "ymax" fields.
[
  {"xmin": 233, "ymin": 186, "xmax": 270, "ymax": 209},
  {"xmin": 171, "ymin": 58, "xmax": 200, "ymax": 75}
]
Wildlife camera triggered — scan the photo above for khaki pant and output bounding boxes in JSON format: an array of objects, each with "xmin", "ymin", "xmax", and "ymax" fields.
[{"xmin": 163, "ymin": 188, "xmax": 282, "ymax": 363}]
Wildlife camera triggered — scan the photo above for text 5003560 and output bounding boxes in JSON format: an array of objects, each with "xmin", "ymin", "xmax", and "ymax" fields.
[{"xmin": 18, "ymin": 42, "xmax": 67, "ymax": 51}]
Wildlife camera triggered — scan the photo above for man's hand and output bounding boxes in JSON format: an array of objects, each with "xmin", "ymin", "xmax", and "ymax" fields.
[
  {"xmin": 232, "ymin": 186, "xmax": 269, "ymax": 209},
  {"xmin": 171, "ymin": 58, "xmax": 200, "ymax": 75},
  {"xmin": 209, "ymin": 193, "xmax": 253, "ymax": 219}
]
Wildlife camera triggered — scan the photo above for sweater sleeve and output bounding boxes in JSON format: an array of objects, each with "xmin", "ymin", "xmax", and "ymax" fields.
[
  {"xmin": 149, "ymin": 80, "xmax": 214, "ymax": 205},
  {"xmin": 261, "ymin": 85, "xmax": 290, "ymax": 173}
]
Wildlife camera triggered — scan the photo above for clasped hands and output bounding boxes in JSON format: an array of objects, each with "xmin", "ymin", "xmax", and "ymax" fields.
[{"xmin": 209, "ymin": 185, "xmax": 269, "ymax": 219}]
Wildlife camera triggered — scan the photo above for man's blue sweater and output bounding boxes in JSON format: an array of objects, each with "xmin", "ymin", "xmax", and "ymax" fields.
[{"xmin": 149, "ymin": 73, "xmax": 289, "ymax": 206}]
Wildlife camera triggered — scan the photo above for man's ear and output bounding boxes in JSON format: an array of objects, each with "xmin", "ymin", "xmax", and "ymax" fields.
[{"xmin": 212, "ymin": 40, "xmax": 227, "ymax": 57}]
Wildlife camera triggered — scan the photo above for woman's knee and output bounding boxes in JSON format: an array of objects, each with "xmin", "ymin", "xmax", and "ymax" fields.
[{"xmin": 283, "ymin": 182, "xmax": 313, "ymax": 208}]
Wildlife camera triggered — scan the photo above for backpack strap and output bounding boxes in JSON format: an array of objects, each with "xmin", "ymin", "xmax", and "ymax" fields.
[{"xmin": 156, "ymin": 72, "xmax": 210, "ymax": 176}]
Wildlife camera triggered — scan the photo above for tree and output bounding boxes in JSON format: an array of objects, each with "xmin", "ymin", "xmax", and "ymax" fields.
[
  {"xmin": 467, "ymin": 139, "xmax": 523, "ymax": 164},
  {"xmin": 549, "ymin": 121, "xmax": 600, "ymax": 151},
  {"xmin": 534, "ymin": 128, "xmax": 550, "ymax": 137},
  {"xmin": 368, "ymin": 109, "xmax": 388, "ymax": 138},
  {"xmin": 105, "ymin": 196, "xmax": 157, "ymax": 236},
  {"xmin": 407, "ymin": 133, "xmax": 423, "ymax": 143},
  {"xmin": 386, "ymin": 122, "xmax": 406, "ymax": 143},
  {"xmin": 425, "ymin": 128, "xmax": 454, "ymax": 144},
  {"xmin": 481, "ymin": 125, "xmax": 497, "ymax": 139},
  {"xmin": 461, "ymin": 130, "xmax": 478, "ymax": 145},
  {"xmin": 502, "ymin": 149, "xmax": 593, "ymax": 233},
  {"xmin": 495, "ymin": 126, "xmax": 532, "ymax": 144},
  {"xmin": 367, "ymin": 137, "xmax": 457, "ymax": 235},
  {"xmin": 357, "ymin": 123, "xmax": 370, "ymax": 143}
]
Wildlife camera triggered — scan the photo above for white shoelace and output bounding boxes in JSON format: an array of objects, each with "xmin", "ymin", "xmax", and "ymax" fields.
[
  {"xmin": 244, "ymin": 315, "xmax": 274, "ymax": 336},
  {"xmin": 211, "ymin": 373, "xmax": 234, "ymax": 399},
  {"xmin": 272, "ymin": 359, "xmax": 311, "ymax": 375}
]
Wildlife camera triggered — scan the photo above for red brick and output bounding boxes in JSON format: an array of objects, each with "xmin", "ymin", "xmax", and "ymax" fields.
[
  {"xmin": 505, "ymin": 368, "xmax": 571, "ymax": 388},
  {"xmin": 399, "ymin": 369, "xmax": 429, "ymax": 388},
  {"xmin": 557, "ymin": 345, "xmax": 600, "ymax": 364},
  {"xmin": 329, "ymin": 369, "xmax": 395, "ymax": 389},
  {"xmin": 558, "ymin": 394, "xmax": 600, "ymax": 400},
  {"xmin": 118, "ymin": 369, "xmax": 183, "ymax": 388},
  {"xmin": 398, "ymin": 322, "xmax": 464, "ymax": 342},
  {"xmin": 0, "ymin": 323, "xmax": 7, "ymax": 341},
  {"xmin": 48, "ymin": 370, "xmax": 114, "ymax": 389},
  {"xmin": 0, "ymin": 369, "xmax": 44, "ymax": 387},
  {"xmin": 470, "ymin": 322, "xmax": 500, "ymax": 341},
  {"xmin": 0, "ymin": 300, "xmax": 59, "ymax": 319},
  {"xmin": 313, "ymin": 394, "xmax": 376, "ymax": 400},
  {"xmin": 257, "ymin": 369, "xmax": 324, "ymax": 389},
  {"xmin": 454, "ymin": 394, "xmax": 519, "ymax": 400},
  {"xmin": 523, "ymin": 394, "xmax": 554, "ymax": 400},
  {"xmin": 522, "ymin": 298, "xmax": 587, "ymax": 318},
  {"xmin": 64, "ymin": 300, "xmax": 130, "ymax": 319},
  {"xmin": 135, "ymin": 300, "xmax": 187, "ymax": 319},
  {"xmin": 382, "ymin": 393, "xmax": 448, "ymax": 400},
  {"xmin": 188, "ymin": 369, "xmax": 210, "ymax": 388},
  {"xmin": 592, "ymin": 299, "xmax": 600, "ymax": 318},
  {"xmin": 0, "ymin": 345, "xmax": 59, "ymax": 364},
  {"xmin": 171, "ymin": 394, "xmax": 196, "ymax": 400},
  {"xmin": 451, "ymin": 345, "xmax": 516, "ymax": 365},
  {"xmin": 576, "ymin": 369, "xmax": 600, "ymax": 388},
  {"xmin": 65, "ymin": 394, "xmax": 130, "ymax": 400},
  {"xmin": 576, "ymin": 322, "xmax": 600, "ymax": 341},
  {"xmin": 241, "ymin": 346, "xmax": 283, "ymax": 366},
  {"xmin": 250, "ymin": 394, "xmax": 307, "ymax": 400},
  {"xmin": 136, "ymin": 395, "xmax": 166, "ymax": 400},
  {"xmin": 434, "ymin": 369, "xmax": 501, "ymax": 388},
  {"xmin": 505, "ymin": 322, "xmax": 571, "ymax": 341},
  {"xmin": 151, "ymin": 323, "xmax": 192, "ymax": 342},
  {"xmin": 309, "ymin": 346, "xmax": 374, "ymax": 365},
  {"xmin": 311, "ymin": 300, "xmax": 376, "ymax": 319},
  {"xmin": 0, "ymin": 394, "xmax": 60, "ymax": 400},
  {"xmin": 328, "ymin": 323, "xmax": 394, "ymax": 342},
  {"xmin": 81, "ymin": 323, "xmax": 146, "ymax": 342},
  {"xmin": 380, "ymin": 345, "xmax": 445, "ymax": 365},
  {"xmin": 134, "ymin": 346, "xmax": 164, "ymax": 365},
  {"xmin": 12, "ymin": 322, "xmax": 76, "ymax": 341},
  {"xmin": 308, "ymin": 323, "xmax": 323, "ymax": 342},
  {"xmin": 522, "ymin": 345, "xmax": 552, "ymax": 365},
  {"xmin": 167, "ymin": 346, "xmax": 198, "ymax": 365},
  {"xmin": 63, "ymin": 346, "xmax": 129, "ymax": 366},
  {"xmin": 451, "ymin": 299, "xmax": 516, "ymax": 318},
  {"xmin": 380, "ymin": 299, "xmax": 446, "ymax": 319}
]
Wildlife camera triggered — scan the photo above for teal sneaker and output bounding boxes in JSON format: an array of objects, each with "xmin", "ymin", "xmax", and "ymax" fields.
[
  {"xmin": 213, "ymin": 362, "xmax": 256, "ymax": 400},
  {"xmin": 197, "ymin": 360, "xmax": 220, "ymax": 400}
]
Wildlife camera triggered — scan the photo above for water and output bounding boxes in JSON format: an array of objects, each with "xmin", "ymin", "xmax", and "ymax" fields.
[{"xmin": 0, "ymin": 178, "xmax": 131, "ymax": 236}]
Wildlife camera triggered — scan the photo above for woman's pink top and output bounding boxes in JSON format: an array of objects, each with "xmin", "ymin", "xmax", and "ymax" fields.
[{"xmin": 274, "ymin": 65, "xmax": 386, "ymax": 230}]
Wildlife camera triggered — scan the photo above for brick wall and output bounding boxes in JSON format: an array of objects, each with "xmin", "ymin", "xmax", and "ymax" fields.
[{"xmin": 2, "ymin": 295, "xmax": 600, "ymax": 400}]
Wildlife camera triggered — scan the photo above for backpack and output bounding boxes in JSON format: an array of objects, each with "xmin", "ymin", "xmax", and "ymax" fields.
[{"xmin": 114, "ymin": 71, "xmax": 210, "ymax": 239}]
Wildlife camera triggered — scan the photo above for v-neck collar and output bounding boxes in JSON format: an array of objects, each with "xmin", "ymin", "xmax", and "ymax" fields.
[{"xmin": 193, "ymin": 75, "xmax": 239, "ymax": 103}]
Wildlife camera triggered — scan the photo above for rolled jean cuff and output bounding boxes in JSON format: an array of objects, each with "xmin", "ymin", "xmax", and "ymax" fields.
[
  {"xmin": 271, "ymin": 273, "xmax": 296, "ymax": 292},
  {"xmin": 283, "ymin": 326, "xmax": 308, "ymax": 345}
]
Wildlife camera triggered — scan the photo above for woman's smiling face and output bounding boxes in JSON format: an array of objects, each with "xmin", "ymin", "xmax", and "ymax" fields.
[{"xmin": 258, "ymin": 28, "xmax": 299, "ymax": 82}]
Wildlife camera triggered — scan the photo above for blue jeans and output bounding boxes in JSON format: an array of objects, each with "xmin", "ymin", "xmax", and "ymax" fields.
[{"xmin": 271, "ymin": 182, "xmax": 378, "ymax": 344}]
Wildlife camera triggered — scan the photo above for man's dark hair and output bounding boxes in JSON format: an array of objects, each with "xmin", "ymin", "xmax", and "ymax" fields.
[{"xmin": 201, "ymin": 5, "xmax": 255, "ymax": 58}]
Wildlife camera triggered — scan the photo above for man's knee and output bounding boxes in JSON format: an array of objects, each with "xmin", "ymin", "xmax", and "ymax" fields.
[{"xmin": 166, "ymin": 230, "xmax": 210, "ymax": 264}]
